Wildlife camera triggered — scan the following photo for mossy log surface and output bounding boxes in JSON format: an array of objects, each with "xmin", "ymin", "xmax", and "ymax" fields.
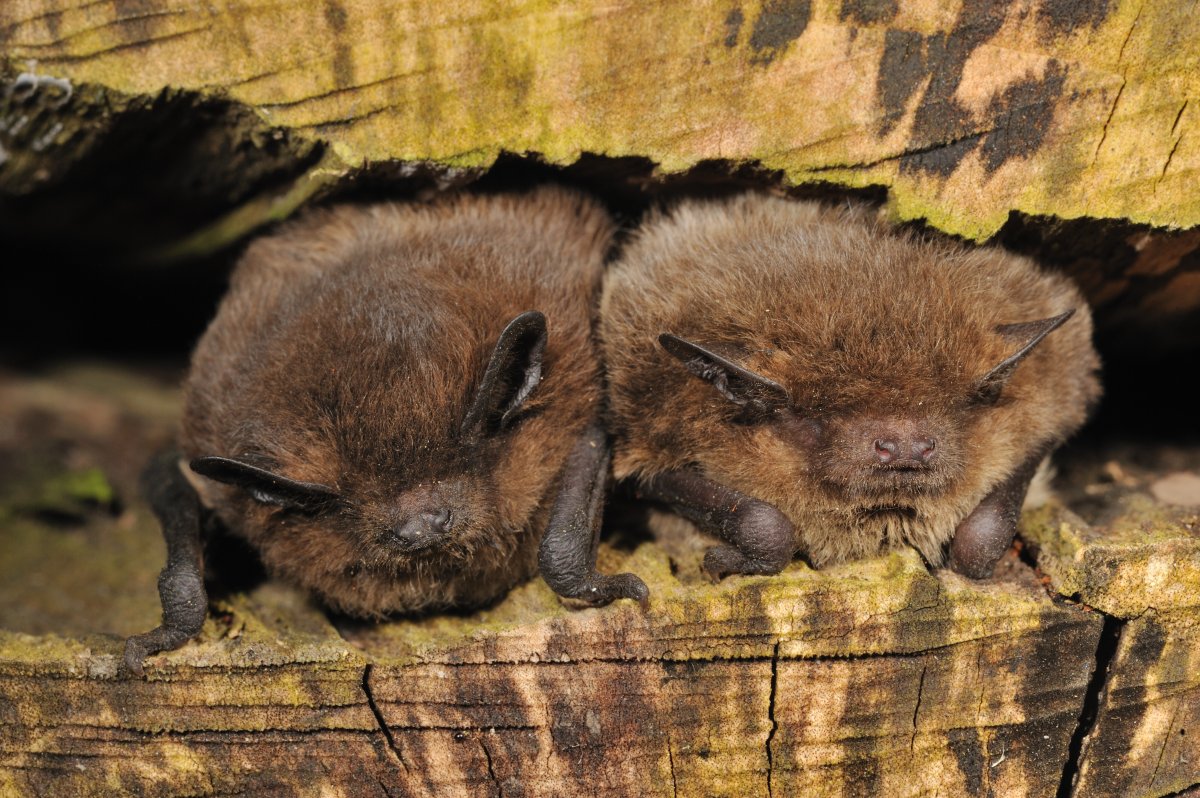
[
  {"xmin": 3, "ymin": 0, "xmax": 1199, "ymax": 239},
  {"xmin": 1, "ymin": 364, "xmax": 1197, "ymax": 797},
  {"xmin": 2, "ymin": 1, "xmax": 1200, "ymax": 327}
]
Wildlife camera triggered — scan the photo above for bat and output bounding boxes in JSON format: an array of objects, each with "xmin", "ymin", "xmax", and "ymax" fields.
[
  {"xmin": 125, "ymin": 187, "xmax": 648, "ymax": 675},
  {"xmin": 599, "ymin": 194, "xmax": 1101, "ymax": 581}
]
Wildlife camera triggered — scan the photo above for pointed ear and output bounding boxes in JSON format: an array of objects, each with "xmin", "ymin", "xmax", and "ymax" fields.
[
  {"xmin": 974, "ymin": 309, "xmax": 1075, "ymax": 404},
  {"xmin": 190, "ymin": 456, "xmax": 339, "ymax": 512},
  {"xmin": 461, "ymin": 310, "xmax": 548, "ymax": 438},
  {"xmin": 659, "ymin": 333, "xmax": 790, "ymax": 419}
]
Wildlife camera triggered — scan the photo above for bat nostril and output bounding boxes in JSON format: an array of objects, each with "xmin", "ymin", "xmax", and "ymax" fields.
[
  {"xmin": 913, "ymin": 438, "xmax": 936, "ymax": 461},
  {"xmin": 874, "ymin": 439, "xmax": 898, "ymax": 463},
  {"xmin": 426, "ymin": 508, "xmax": 452, "ymax": 532}
]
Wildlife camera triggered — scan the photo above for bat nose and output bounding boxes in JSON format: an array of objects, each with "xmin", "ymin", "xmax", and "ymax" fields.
[
  {"xmin": 390, "ymin": 508, "xmax": 452, "ymax": 552},
  {"xmin": 873, "ymin": 436, "xmax": 936, "ymax": 467}
]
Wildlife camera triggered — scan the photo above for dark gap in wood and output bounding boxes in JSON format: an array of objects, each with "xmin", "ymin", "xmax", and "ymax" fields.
[
  {"xmin": 1057, "ymin": 613, "xmax": 1123, "ymax": 798},
  {"xmin": 765, "ymin": 640, "xmax": 780, "ymax": 798},
  {"xmin": 361, "ymin": 663, "xmax": 410, "ymax": 775}
]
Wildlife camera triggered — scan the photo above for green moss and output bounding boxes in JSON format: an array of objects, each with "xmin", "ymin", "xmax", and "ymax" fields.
[
  {"xmin": 0, "ymin": 466, "xmax": 116, "ymax": 522},
  {"xmin": 1022, "ymin": 500, "xmax": 1200, "ymax": 618}
]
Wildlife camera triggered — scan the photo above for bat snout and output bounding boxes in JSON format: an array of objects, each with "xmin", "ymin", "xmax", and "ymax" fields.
[
  {"xmin": 873, "ymin": 435, "xmax": 936, "ymax": 468},
  {"xmin": 388, "ymin": 508, "xmax": 453, "ymax": 553}
]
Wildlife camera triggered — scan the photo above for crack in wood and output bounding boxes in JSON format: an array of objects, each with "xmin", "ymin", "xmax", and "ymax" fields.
[
  {"xmin": 480, "ymin": 735, "xmax": 503, "ymax": 798},
  {"xmin": 1057, "ymin": 614, "xmax": 1124, "ymax": 798},
  {"xmin": 910, "ymin": 662, "xmax": 928, "ymax": 753},
  {"xmin": 0, "ymin": 0, "xmax": 112, "ymax": 33},
  {"xmin": 1116, "ymin": 0, "xmax": 1146, "ymax": 66},
  {"xmin": 667, "ymin": 734, "xmax": 679, "ymax": 798},
  {"xmin": 806, "ymin": 128, "xmax": 994, "ymax": 173},
  {"xmin": 765, "ymin": 640, "xmax": 779, "ymax": 798},
  {"xmin": 1150, "ymin": 698, "xmax": 1185, "ymax": 791},
  {"xmin": 11, "ymin": 8, "xmax": 192, "ymax": 49},
  {"xmin": 257, "ymin": 66, "xmax": 437, "ymax": 110},
  {"xmin": 32, "ymin": 24, "xmax": 210, "ymax": 64},
  {"xmin": 1090, "ymin": 77, "xmax": 1125, "ymax": 169},
  {"xmin": 361, "ymin": 663, "xmax": 411, "ymax": 775}
]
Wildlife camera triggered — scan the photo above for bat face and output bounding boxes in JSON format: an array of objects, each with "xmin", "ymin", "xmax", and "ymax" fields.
[
  {"xmin": 657, "ymin": 314, "xmax": 1064, "ymax": 517},
  {"xmin": 189, "ymin": 311, "xmax": 550, "ymax": 594}
]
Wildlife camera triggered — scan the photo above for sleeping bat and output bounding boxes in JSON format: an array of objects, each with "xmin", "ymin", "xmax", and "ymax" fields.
[
  {"xmin": 599, "ymin": 194, "xmax": 1101, "ymax": 581},
  {"xmin": 125, "ymin": 187, "xmax": 648, "ymax": 675}
]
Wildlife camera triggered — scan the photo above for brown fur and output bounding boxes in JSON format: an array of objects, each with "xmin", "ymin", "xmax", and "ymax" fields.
[
  {"xmin": 182, "ymin": 187, "xmax": 610, "ymax": 617},
  {"xmin": 600, "ymin": 194, "xmax": 1101, "ymax": 567}
]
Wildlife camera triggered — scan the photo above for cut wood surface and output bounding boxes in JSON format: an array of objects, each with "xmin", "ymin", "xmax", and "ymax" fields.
[
  {"xmin": 1, "ymin": 365, "xmax": 1197, "ymax": 797},
  {"xmin": 1023, "ymin": 490, "xmax": 1200, "ymax": 798}
]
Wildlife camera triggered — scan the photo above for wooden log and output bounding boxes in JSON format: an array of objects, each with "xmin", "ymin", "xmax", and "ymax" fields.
[
  {"xmin": 1, "ymin": 0, "xmax": 1198, "ymax": 244},
  {"xmin": 6, "ymin": 361, "xmax": 1198, "ymax": 797},
  {"xmin": 3, "ymin": 1, "xmax": 1200, "ymax": 330},
  {"xmin": 1022, "ymin": 494, "xmax": 1200, "ymax": 798}
]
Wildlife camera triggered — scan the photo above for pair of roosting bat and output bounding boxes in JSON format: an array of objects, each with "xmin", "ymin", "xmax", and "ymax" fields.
[{"xmin": 125, "ymin": 188, "xmax": 1100, "ymax": 675}]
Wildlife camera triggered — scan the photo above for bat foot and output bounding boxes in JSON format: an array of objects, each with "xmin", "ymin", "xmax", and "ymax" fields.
[
  {"xmin": 574, "ymin": 572, "xmax": 650, "ymax": 610},
  {"xmin": 122, "ymin": 626, "xmax": 192, "ymax": 678},
  {"xmin": 701, "ymin": 544, "xmax": 789, "ymax": 582},
  {"xmin": 123, "ymin": 635, "xmax": 152, "ymax": 678}
]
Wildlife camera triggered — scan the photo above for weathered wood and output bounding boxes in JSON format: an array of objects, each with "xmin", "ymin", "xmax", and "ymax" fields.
[
  {"xmin": 1, "ymin": 0, "xmax": 1198, "ymax": 243},
  {"xmin": 1023, "ymin": 493, "xmax": 1200, "ymax": 798},
  {"xmin": 4, "ymin": 362, "xmax": 1197, "ymax": 797}
]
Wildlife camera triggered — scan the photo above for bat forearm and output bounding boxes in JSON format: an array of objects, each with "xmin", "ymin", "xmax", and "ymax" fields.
[
  {"xmin": 637, "ymin": 470, "xmax": 796, "ymax": 580},
  {"xmin": 539, "ymin": 425, "xmax": 649, "ymax": 608},
  {"xmin": 124, "ymin": 451, "xmax": 208, "ymax": 677}
]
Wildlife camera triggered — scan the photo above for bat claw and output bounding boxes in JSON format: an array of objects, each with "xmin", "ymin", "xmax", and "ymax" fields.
[
  {"xmin": 578, "ymin": 572, "xmax": 650, "ymax": 609},
  {"xmin": 123, "ymin": 633, "xmax": 153, "ymax": 678}
]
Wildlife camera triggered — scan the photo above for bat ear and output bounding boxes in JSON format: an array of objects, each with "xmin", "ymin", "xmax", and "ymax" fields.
[
  {"xmin": 974, "ymin": 309, "xmax": 1075, "ymax": 404},
  {"xmin": 659, "ymin": 333, "xmax": 790, "ymax": 419},
  {"xmin": 462, "ymin": 310, "xmax": 548, "ymax": 438},
  {"xmin": 189, "ymin": 456, "xmax": 340, "ymax": 512}
]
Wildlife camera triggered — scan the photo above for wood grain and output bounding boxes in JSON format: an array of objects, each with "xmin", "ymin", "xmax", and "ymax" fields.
[{"xmin": 1, "ymin": 0, "xmax": 1197, "ymax": 241}]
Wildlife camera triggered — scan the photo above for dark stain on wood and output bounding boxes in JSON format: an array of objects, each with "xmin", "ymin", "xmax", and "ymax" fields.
[
  {"xmin": 1081, "ymin": 617, "xmax": 1170, "ymax": 797},
  {"xmin": 979, "ymin": 60, "xmax": 1068, "ymax": 173},
  {"xmin": 898, "ymin": 0, "xmax": 1012, "ymax": 176},
  {"xmin": 724, "ymin": 7, "xmax": 744, "ymax": 48},
  {"xmin": 1037, "ymin": 0, "xmax": 1111, "ymax": 38},
  {"xmin": 838, "ymin": 0, "xmax": 898, "ymax": 26},
  {"xmin": 323, "ymin": 0, "xmax": 354, "ymax": 88},
  {"xmin": 948, "ymin": 726, "xmax": 986, "ymax": 795},
  {"xmin": 876, "ymin": 29, "xmax": 927, "ymax": 135},
  {"xmin": 874, "ymin": 0, "xmax": 1109, "ymax": 180},
  {"xmin": 747, "ymin": 0, "xmax": 812, "ymax": 65}
]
